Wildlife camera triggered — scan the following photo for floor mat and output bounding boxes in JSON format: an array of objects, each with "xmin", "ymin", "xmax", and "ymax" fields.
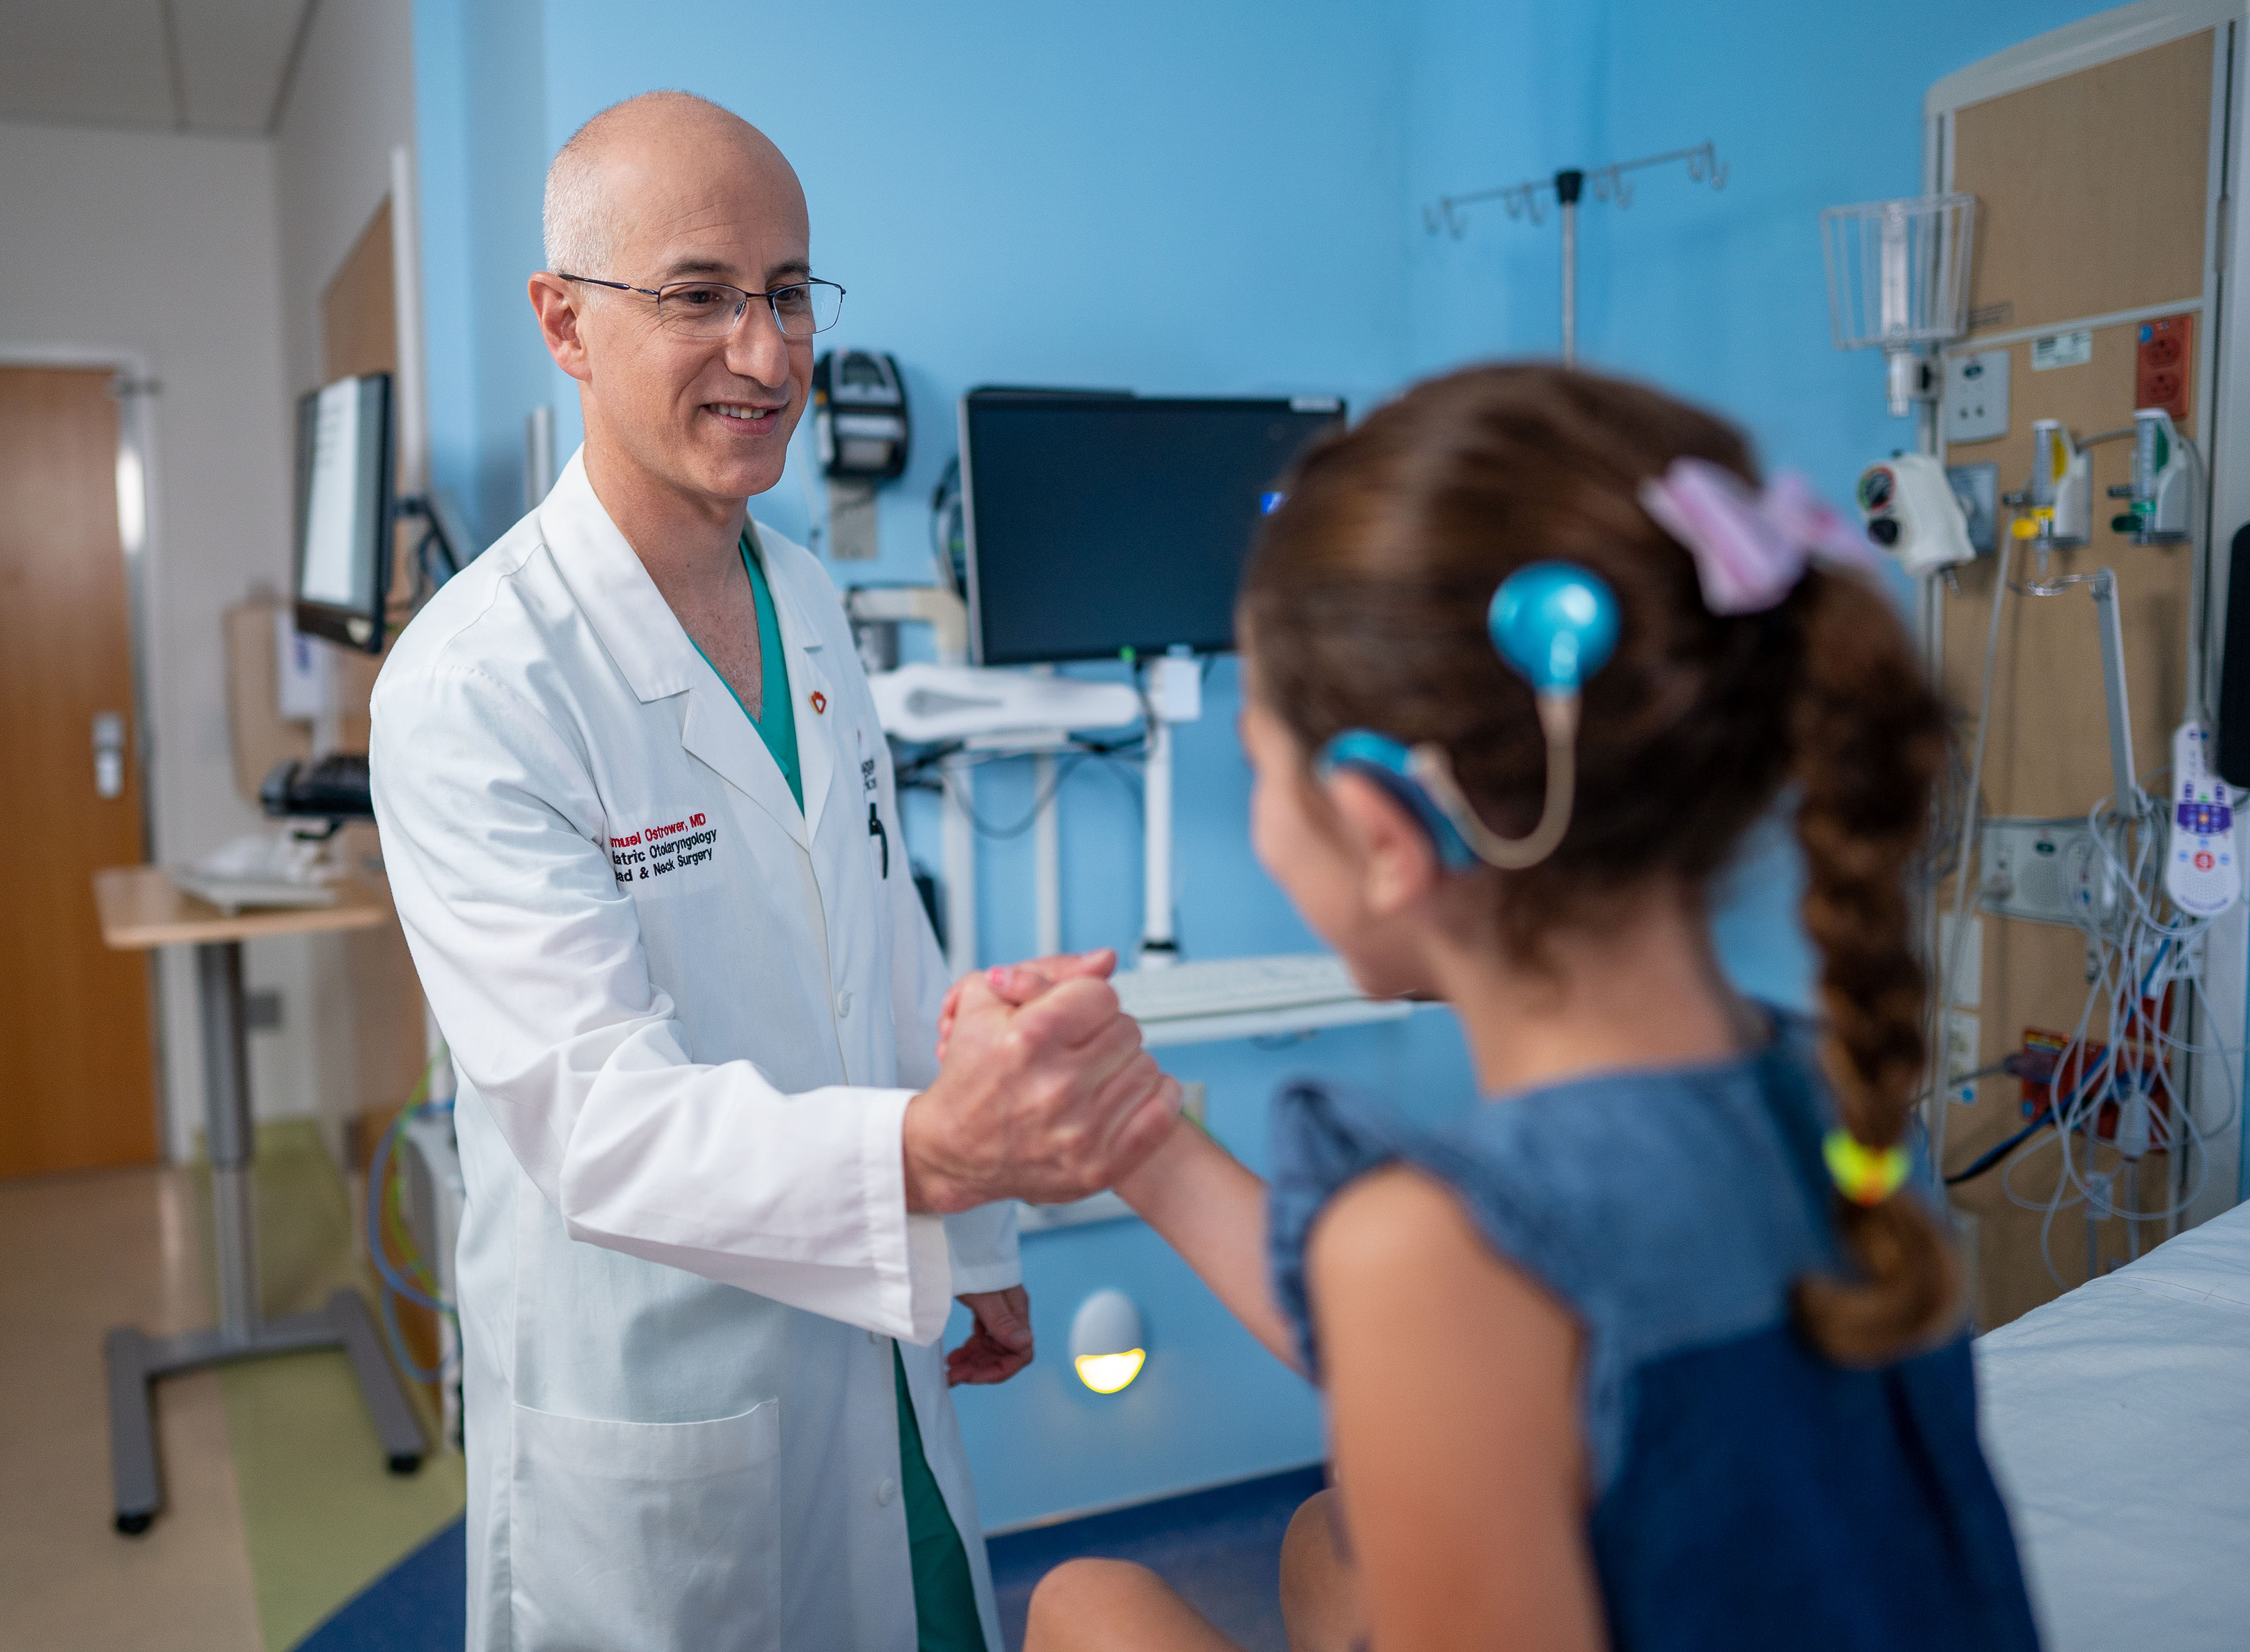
[
  {"xmin": 297, "ymin": 1516, "xmax": 466, "ymax": 1651},
  {"xmin": 199, "ymin": 1122, "xmax": 466, "ymax": 1650},
  {"xmin": 985, "ymin": 1464, "xmax": 1327, "ymax": 1652}
]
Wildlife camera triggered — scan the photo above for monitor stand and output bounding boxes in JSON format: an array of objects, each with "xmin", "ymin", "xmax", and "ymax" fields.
[
  {"xmin": 919, "ymin": 654, "xmax": 1201, "ymax": 979},
  {"xmin": 1136, "ymin": 655, "xmax": 1203, "ymax": 971}
]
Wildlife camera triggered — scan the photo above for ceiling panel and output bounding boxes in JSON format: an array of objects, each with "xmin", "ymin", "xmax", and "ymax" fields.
[
  {"xmin": 0, "ymin": 0, "xmax": 176, "ymax": 131},
  {"xmin": 174, "ymin": 0, "xmax": 309, "ymax": 134},
  {"xmin": 0, "ymin": 0, "xmax": 314, "ymax": 136}
]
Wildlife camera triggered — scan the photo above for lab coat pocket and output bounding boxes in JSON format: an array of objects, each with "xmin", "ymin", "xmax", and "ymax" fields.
[{"xmin": 509, "ymin": 1398, "xmax": 781, "ymax": 1652}]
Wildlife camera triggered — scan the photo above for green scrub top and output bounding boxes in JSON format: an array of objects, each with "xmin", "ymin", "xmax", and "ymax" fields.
[
  {"xmin": 691, "ymin": 529, "xmax": 986, "ymax": 1652},
  {"xmin": 689, "ymin": 530, "xmax": 804, "ymax": 812}
]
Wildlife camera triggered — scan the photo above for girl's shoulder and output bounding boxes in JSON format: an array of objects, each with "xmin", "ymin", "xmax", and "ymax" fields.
[{"xmin": 1268, "ymin": 1009, "xmax": 1841, "ymax": 1391}]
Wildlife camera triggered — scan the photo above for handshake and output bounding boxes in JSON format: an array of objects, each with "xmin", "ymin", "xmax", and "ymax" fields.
[{"xmin": 901, "ymin": 948, "xmax": 1179, "ymax": 1215}]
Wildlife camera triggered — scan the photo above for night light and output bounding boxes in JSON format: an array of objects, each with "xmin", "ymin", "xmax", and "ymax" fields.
[{"xmin": 1069, "ymin": 1290, "xmax": 1146, "ymax": 1395}]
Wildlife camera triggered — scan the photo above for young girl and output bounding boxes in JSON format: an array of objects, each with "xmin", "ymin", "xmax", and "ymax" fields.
[{"xmin": 1015, "ymin": 366, "xmax": 2039, "ymax": 1650}]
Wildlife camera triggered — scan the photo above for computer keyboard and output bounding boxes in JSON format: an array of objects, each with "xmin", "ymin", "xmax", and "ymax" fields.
[{"xmin": 1112, "ymin": 952, "xmax": 1367, "ymax": 1023}]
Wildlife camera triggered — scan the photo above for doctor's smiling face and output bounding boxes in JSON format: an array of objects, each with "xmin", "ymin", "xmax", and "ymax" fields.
[{"xmin": 529, "ymin": 94, "xmax": 815, "ymax": 521}]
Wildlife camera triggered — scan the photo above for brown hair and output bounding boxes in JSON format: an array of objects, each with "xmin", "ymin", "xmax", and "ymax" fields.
[{"xmin": 1241, "ymin": 363, "xmax": 1957, "ymax": 1365}]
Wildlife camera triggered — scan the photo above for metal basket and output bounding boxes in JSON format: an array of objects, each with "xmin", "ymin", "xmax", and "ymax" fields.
[{"xmin": 1822, "ymin": 192, "xmax": 1977, "ymax": 350}]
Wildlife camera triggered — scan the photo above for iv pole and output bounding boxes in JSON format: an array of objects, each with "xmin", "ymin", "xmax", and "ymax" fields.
[{"xmin": 1425, "ymin": 142, "xmax": 1728, "ymax": 364}]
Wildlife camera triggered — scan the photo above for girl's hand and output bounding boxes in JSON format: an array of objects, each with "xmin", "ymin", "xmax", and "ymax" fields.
[{"xmin": 936, "ymin": 947, "xmax": 1120, "ymax": 1062}]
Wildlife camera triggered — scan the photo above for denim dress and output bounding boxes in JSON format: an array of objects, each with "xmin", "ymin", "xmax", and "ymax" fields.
[{"xmin": 1268, "ymin": 1015, "xmax": 2040, "ymax": 1651}]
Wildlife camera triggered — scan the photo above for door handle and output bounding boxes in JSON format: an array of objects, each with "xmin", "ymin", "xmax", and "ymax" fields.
[{"xmin": 92, "ymin": 712, "xmax": 125, "ymax": 800}]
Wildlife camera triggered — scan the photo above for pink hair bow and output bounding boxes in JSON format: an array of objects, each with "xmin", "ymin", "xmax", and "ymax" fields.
[{"xmin": 1637, "ymin": 458, "xmax": 1884, "ymax": 615}]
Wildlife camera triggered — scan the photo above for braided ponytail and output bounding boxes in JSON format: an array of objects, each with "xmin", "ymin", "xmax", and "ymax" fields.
[{"xmin": 1788, "ymin": 568, "xmax": 1961, "ymax": 1365}]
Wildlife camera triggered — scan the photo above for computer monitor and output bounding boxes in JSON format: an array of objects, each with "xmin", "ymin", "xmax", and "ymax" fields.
[
  {"xmin": 292, "ymin": 372, "xmax": 395, "ymax": 654},
  {"xmin": 959, "ymin": 389, "xmax": 1345, "ymax": 666}
]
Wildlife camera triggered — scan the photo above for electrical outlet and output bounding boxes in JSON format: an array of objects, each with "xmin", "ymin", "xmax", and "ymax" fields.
[
  {"xmin": 1944, "ymin": 1011, "xmax": 1981, "ymax": 1100},
  {"xmin": 1943, "ymin": 350, "xmax": 2009, "ymax": 444},
  {"xmin": 1938, "ymin": 914, "xmax": 1982, "ymax": 1007},
  {"xmin": 1980, "ymin": 817, "xmax": 2111, "ymax": 930},
  {"xmin": 2136, "ymin": 314, "xmax": 2192, "ymax": 420}
]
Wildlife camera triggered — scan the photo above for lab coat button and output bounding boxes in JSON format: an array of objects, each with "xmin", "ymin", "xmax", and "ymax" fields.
[{"xmin": 876, "ymin": 1477, "xmax": 898, "ymax": 1506}]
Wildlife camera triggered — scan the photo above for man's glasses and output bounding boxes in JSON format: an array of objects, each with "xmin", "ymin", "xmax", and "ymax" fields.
[{"xmin": 554, "ymin": 274, "xmax": 846, "ymax": 339}]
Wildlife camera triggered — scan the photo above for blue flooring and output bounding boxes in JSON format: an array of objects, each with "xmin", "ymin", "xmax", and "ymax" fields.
[
  {"xmin": 986, "ymin": 1464, "xmax": 1327, "ymax": 1652},
  {"xmin": 293, "ymin": 1463, "xmax": 1326, "ymax": 1651},
  {"xmin": 295, "ymin": 1516, "xmax": 466, "ymax": 1651}
]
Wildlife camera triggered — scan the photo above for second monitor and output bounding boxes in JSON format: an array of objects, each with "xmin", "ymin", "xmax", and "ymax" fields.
[{"xmin": 959, "ymin": 389, "xmax": 1345, "ymax": 667}]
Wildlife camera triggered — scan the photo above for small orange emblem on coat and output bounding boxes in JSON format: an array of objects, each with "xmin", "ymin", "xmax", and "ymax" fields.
[{"xmin": 810, "ymin": 690, "xmax": 828, "ymax": 714}]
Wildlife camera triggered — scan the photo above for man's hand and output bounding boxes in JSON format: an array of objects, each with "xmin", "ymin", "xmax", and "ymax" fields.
[
  {"xmin": 948, "ymin": 1286, "xmax": 1034, "ymax": 1386},
  {"xmin": 936, "ymin": 948, "xmax": 1120, "ymax": 1065},
  {"xmin": 903, "ymin": 957, "xmax": 1179, "ymax": 1213}
]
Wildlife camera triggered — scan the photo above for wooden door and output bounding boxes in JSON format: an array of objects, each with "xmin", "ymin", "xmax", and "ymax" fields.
[{"xmin": 0, "ymin": 367, "xmax": 158, "ymax": 1175}]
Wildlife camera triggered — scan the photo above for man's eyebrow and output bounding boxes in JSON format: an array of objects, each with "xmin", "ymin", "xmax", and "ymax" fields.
[
  {"xmin": 651, "ymin": 255, "xmax": 812, "ymax": 286},
  {"xmin": 654, "ymin": 256, "xmax": 736, "ymax": 282}
]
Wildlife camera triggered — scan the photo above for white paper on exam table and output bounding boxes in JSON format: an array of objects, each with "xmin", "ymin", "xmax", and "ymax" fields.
[{"xmin": 1972, "ymin": 1199, "xmax": 2250, "ymax": 1652}]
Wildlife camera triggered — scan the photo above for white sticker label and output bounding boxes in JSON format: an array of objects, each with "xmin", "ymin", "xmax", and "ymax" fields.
[{"xmin": 2031, "ymin": 330, "xmax": 2093, "ymax": 371}]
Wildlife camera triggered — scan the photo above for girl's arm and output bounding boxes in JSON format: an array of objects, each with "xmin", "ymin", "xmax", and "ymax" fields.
[
  {"xmin": 1306, "ymin": 1165, "xmax": 1603, "ymax": 1652},
  {"xmin": 1114, "ymin": 1118, "xmax": 1300, "ymax": 1370}
]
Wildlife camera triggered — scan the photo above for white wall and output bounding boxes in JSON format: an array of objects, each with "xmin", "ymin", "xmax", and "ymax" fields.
[
  {"xmin": 266, "ymin": 0, "xmax": 430, "ymax": 1167},
  {"xmin": 272, "ymin": 0, "xmax": 417, "ymax": 401},
  {"xmin": 0, "ymin": 119, "xmax": 305, "ymax": 1157}
]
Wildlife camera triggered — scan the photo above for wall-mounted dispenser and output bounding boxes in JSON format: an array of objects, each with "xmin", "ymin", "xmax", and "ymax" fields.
[{"xmin": 813, "ymin": 350, "xmax": 909, "ymax": 562}]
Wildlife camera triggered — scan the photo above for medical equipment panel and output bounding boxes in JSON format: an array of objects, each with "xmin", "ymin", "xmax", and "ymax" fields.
[{"xmin": 958, "ymin": 389, "xmax": 1343, "ymax": 665}]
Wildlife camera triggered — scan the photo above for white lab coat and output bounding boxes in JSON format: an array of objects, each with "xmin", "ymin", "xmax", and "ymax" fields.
[{"xmin": 370, "ymin": 449, "xmax": 1016, "ymax": 1652}]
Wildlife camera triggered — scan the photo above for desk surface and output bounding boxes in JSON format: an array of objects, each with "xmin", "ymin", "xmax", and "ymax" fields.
[{"xmin": 93, "ymin": 865, "xmax": 392, "ymax": 950}]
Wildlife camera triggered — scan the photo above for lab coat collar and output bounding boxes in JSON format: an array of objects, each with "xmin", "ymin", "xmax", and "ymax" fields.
[{"xmin": 541, "ymin": 447, "xmax": 832, "ymax": 849}]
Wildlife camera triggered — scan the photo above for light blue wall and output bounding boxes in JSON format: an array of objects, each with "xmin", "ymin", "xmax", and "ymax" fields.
[
  {"xmin": 1400, "ymin": 0, "xmax": 2126, "ymax": 1009},
  {"xmin": 408, "ymin": 0, "xmax": 2126, "ymax": 1528},
  {"xmin": 409, "ymin": 0, "xmax": 1472, "ymax": 1532}
]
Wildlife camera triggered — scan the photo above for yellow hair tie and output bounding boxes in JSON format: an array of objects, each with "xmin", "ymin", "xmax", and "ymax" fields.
[{"xmin": 1824, "ymin": 1130, "xmax": 1911, "ymax": 1206}]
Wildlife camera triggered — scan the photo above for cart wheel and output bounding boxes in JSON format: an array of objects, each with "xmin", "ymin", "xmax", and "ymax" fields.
[
  {"xmin": 116, "ymin": 1511, "xmax": 154, "ymax": 1536},
  {"xmin": 388, "ymin": 1453, "xmax": 422, "ymax": 1476}
]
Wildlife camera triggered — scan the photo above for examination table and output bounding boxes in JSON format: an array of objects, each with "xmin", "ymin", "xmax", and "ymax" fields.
[{"xmin": 1974, "ymin": 1197, "xmax": 2250, "ymax": 1652}]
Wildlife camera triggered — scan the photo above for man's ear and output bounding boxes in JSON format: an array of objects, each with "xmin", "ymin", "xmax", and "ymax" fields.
[
  {"xmin": 528, "ymin": 274, "xmax": 593, "ymax": 384},
  {"xmin": 1326, "ymin": 770, "xmax": 1443, "ymax": 918}
]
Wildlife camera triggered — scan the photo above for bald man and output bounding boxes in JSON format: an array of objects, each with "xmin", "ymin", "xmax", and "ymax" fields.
[{"xmin": 371, "ymin": 92, "xmax": 1179, "ymax": 1652}]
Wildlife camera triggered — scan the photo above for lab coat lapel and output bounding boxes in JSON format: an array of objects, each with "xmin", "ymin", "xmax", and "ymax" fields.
[
  {"xmin": 768, "ymin": 569, "xmax": 836, "ymax": 845},
  {"xmin": 680, "ymin": 684, "xmax": 810, "ymax": 848},
  {"xmin": 539, "ymin": 448, "xmax": 811, "ymax": 848}
]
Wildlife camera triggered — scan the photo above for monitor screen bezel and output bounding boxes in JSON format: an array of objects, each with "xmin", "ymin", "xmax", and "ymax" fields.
[
  {"xmin": 958, "ymin": 389, "xmax": 1342, "ymax": 667},
  {"xmin": 291, "ymin": 371, "xmax": 396, "ymax": 656}
]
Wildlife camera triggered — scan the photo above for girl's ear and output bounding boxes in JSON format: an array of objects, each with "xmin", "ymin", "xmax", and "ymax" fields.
[{"xmin": 1326, "ymin": 769, "xmax": 1444, "ymax": 918}]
